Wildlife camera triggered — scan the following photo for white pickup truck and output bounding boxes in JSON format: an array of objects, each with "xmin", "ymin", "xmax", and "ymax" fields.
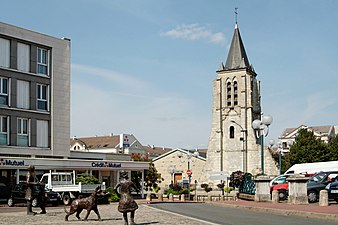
[{"xmin": 40, "ymin": 171, "xmax": 106, "ymax": 205}]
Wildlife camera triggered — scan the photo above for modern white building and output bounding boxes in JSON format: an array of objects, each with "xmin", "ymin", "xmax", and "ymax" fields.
[{"xmin": 0, "ymin": 22, "xmax": 148, "ymax": 191}]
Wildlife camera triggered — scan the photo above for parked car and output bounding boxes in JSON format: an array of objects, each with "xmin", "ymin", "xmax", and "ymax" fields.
[
  {"xmin": 271, "ymin": 183, "xmax": 288, "ymax": 201},
  {"xmin": 0, "ymin": 182, "xmax": 10, "ymax": 200},
  {"xmin": 269, "ymin": 174, "xmax": 292, "ymax": 186},
  {"xmin": 325, "ymin": 180, "xmax": 338, "ymax": 202},
  {"xmin": 269, "ymin": 171, "xmax": 338, "ymax": 203},
  {"xmin": 7, "ymin": 183, "xmax": 61, "ymax": 207},
  {"xmin": 307, "ymin": 171, "xmax": 338, "ymax": 203},
  {"xmin": 270, "ymin": 175, "xmax": 290, "ymax": 201}
]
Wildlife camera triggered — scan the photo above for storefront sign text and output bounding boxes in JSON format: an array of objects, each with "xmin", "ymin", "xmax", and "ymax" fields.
[
  {"xmin": 0, "ymin": 159, "xmax": 25, "ymax": 167},
  {"xmin": 91, "ymin": 162, "xmax": 122, "ymax": 168}
]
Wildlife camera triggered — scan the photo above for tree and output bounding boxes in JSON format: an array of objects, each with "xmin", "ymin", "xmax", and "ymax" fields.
[
  {"xmin": 327, "ymin": 134, "xmax": 338, "ymax": 160},
  {"xmin": 130, "ymin": 162, "xmax": 162, "ymax": 193},
  {"xmin": 144, "ymin": 163, "xmax": 162, "ymax": 192},
  {"xmin": 282, "ymin": 129, "xmax": 329, "ymax": 173},
  {"xmin": 131, "ymin": 153, "xmax": 149, "ymax": 161}
]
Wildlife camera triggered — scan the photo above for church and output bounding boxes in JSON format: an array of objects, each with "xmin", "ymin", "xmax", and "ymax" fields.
[{"xmin": 200, "ymin": 21, "xmax": 278, "ymax": 184}]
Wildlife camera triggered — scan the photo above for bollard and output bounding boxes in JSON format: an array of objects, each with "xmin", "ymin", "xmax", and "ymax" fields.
[
  {"xmin": 208, "ymin": 194, "xmax": 212, "ymax": 202},
  {"xmin": 180, "ymin": 194, "xmax": 185, "ymax": 202},
  {"xmin": 146, "ymin": 192, "xmax": 152, "ymax": 203},
  {"xmin": 319, "ymin": 190, "xmax": 329, "ymax": 206},
  {"xmin": 271, "ymin": 190, "xmax": 279, "ymax": 204},
  {"xmin": 158, "ymin": 191, "xmax": 163, "ymax": 202},
  {"xmin": 169, "ymin": 193, "xmax": 174, "ymax": 202}
]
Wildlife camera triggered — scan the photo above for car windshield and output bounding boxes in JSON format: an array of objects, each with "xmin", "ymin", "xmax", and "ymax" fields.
[{"xmin": 312, "ymin": 173, "xmax": 326, "ymax": 182}]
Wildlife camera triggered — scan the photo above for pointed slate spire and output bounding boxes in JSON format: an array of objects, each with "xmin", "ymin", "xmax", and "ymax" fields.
[{"xmin": 224, "ymin": 23, "xmax": 250, "ymax": 70}]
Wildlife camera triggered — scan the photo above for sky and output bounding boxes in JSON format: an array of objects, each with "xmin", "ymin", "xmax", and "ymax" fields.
[{"xmin": 2, "ymin": 0, "xmax": 338, "ymax": 149}]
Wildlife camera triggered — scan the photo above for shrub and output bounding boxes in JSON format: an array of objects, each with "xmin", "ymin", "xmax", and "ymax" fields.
[
  {"xmin": 180, "ymin": 188, "xmax": 189, "ymax": 194},
  {"xmin": 105, "ymin": 187, "xmax": 120, "ymax": 202},
  {"xmin": 224, "ymin": 187, "xmax": 232, "ymax": 193},
  {"xmin": 154, "ymin": 186, "xmax": 161, "ymax": 193},
  {"xmin": 201, "ymin": 183, "xmax": 212, "ymax": 193},
  {"xmin": 76, "ymin": 174, "xmax": 100, "ymax": 184}
]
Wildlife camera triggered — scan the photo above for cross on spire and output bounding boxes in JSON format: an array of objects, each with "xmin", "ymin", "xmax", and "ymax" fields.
[{"xmin": 235, "ymin": 8, "xmax": 238, "ymax": 24}]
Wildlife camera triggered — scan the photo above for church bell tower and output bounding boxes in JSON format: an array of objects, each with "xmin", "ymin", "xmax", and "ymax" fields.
[{"xmin": 202, "ymin": 22, "xmax": 266, "ymax": 181}]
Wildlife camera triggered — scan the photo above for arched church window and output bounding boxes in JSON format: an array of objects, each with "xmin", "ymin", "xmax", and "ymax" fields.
[
  {"xmin": 226, "ymin": 81, "xmax": 231, "ymax": 106},
  {"xmin": 234, "ymin": 81, "xmax": 238, "ymax": 105},
  {"xmin": 229, "ymin": 126, "xmax": 235, "ymax": 139}
]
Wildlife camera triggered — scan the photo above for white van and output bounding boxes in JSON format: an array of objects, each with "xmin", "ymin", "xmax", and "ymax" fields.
[{"xmin": 284, "ymin": 161, "xmax": 338, "ymax": 175}]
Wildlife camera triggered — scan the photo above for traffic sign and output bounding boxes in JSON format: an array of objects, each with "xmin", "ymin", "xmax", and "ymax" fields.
[{"xmin": 186, "ymin": 169, "xmax": 192, "ymax": 176}]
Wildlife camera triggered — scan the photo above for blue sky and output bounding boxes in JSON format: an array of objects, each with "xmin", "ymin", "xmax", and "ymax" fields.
[{"xmin": 2, "ymin": 0, "xmax": 338, "ymax": 149}]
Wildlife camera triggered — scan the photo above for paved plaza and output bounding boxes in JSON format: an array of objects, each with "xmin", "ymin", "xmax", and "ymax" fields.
[{"xmin": 0, "ymin": 203, "xmax": 211, "ymax": 225}]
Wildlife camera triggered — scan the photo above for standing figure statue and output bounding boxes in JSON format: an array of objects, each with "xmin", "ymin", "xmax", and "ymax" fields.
[
  {"xmin": 114, "ymin": 171, "xmax": 138, "ymax": 225},
  {"xmin": 25, "ymin": 165, "xmax": 47, "ymax": 215}
]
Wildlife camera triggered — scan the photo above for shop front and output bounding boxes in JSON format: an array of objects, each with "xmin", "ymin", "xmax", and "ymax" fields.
[{"xmin": 0, "ymin": 157, "xmax": 149, "ymax": 198}]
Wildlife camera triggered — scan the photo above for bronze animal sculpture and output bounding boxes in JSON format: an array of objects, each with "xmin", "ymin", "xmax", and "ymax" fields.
[
  {"xmin": 114, "ymin": 171, "xmax": 139, "ymax": 225},
  {"xmin": 64, "ymin": 186, "xmax": 105, "ymax": 221}
]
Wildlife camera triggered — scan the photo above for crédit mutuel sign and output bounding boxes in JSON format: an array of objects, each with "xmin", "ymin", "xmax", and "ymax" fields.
[
  {"xmin": 91, "ymin": 161, "xmax": 122, "ymax": 168},
  {"xmin": 0, "ymin": 158, "xmax": 25, "ymax": 167}
]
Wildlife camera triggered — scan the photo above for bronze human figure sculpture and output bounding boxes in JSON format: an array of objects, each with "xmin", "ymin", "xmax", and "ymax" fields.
[
  {"xmin": 114, "ymin": 171, "xmax": 138, "ymax": 225},
  {"xmin": 25, "ymin": 165, "xmax": 47, "ymax": 215}
]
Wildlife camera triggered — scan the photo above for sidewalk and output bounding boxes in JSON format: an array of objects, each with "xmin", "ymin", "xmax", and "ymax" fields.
[{"xmin": 207, "ymin": 199, "xmax": 338, "ymax": 222}]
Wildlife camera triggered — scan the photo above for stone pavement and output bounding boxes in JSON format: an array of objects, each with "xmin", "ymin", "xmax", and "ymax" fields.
[
  {"xmin": 0, "ymin": 201, "xmax": 211, "ymax": 225},
  {"xmin": 2, "ymin": 199, "xmax": 338, "ymax": 224}
]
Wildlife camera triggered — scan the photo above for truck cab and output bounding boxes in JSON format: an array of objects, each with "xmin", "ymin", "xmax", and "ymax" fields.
[{"xmin": 40, "ymin": 172, "xmax": 74, "ymax": 190}]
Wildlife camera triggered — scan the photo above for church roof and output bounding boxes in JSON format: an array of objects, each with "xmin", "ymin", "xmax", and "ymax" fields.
[{"xmin": 224, "ymin": 23, "xmax": 251, "ymax": 70}]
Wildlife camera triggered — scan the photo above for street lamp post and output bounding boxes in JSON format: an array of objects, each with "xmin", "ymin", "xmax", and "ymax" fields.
[
  {"xmin": 230, "ymin": 120, "xmax": 247, "ymax": 172},
  {"xmin": 269, "ymin": 139, "xmax": 282, "ymax": 175},
  {"xmin": 177, "ymin": 149, "xmax": 199, "ymax": 200},
  {"xmin": 216, "ymin": 78, "xmax": 224, "ymax": 173},
  {"xmin": 252, "ymin": 114, "xmax": 273, "ymax": 175}
]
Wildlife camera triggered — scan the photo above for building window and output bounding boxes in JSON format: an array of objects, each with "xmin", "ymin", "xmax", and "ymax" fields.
[
  {"xmin": 234, "ymin": 81, "xmax": 238, "ymax": 106},
  {"xmin": 0, "ymin": 38, "xmax": 10, "ymax": 68},
  {"xmin": 230, "ymin": 126, "xmax": 235, "ymax": 139},
  {"xmin": 37, "ymin": 84, "xmax": 48, "ymax": 111},
  {"xmin": 0, "ymin": 116, "xmax": 9, "ymax": 145},
  {"xmin": 0, "ymin": 77, "xmax": 9, "ymax": 106},
  {"xmin": 17, "ymin": 42, "xmax": 30, "ymax": 72},
  {"xmin": 37, "ymin": 120, "xmax": 48, "ymax": 148},
  {"xmin": 226, "ymin": 81, "xmax": 231, "ymax": 106},
  {"xmin": 17, "ymin": 80, "xmax": 30, "ymax": 109},
  {"xmin": 37, "ymin": 48, "xmax": 49, "ymax": 75},
  {"xmin": 17, "ymin": 118, "xmax": 30, "ymax": 146}
]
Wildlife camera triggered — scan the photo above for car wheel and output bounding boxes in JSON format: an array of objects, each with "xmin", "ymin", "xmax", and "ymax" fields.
[
  {"xmin": 32, "ymin": 198, "xmax": 38, "ymax": 207},
  {"xmin": 7, "ymin": 197, "xmax": 14, "ymax": 207},
  {"xmin": 278, "ymin": 190, "xmax": 287, "ymax": 201},
  {"xmin": 334, "ymin": 198, "xmax": 338, "ymax": 203},
  {"xmin": 63, "ymin": 194, "xmax": 72, "ymax": 206},
  {"xmin": 308, "ymin": 190, "xmax": 318, "ymax": 203}
]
